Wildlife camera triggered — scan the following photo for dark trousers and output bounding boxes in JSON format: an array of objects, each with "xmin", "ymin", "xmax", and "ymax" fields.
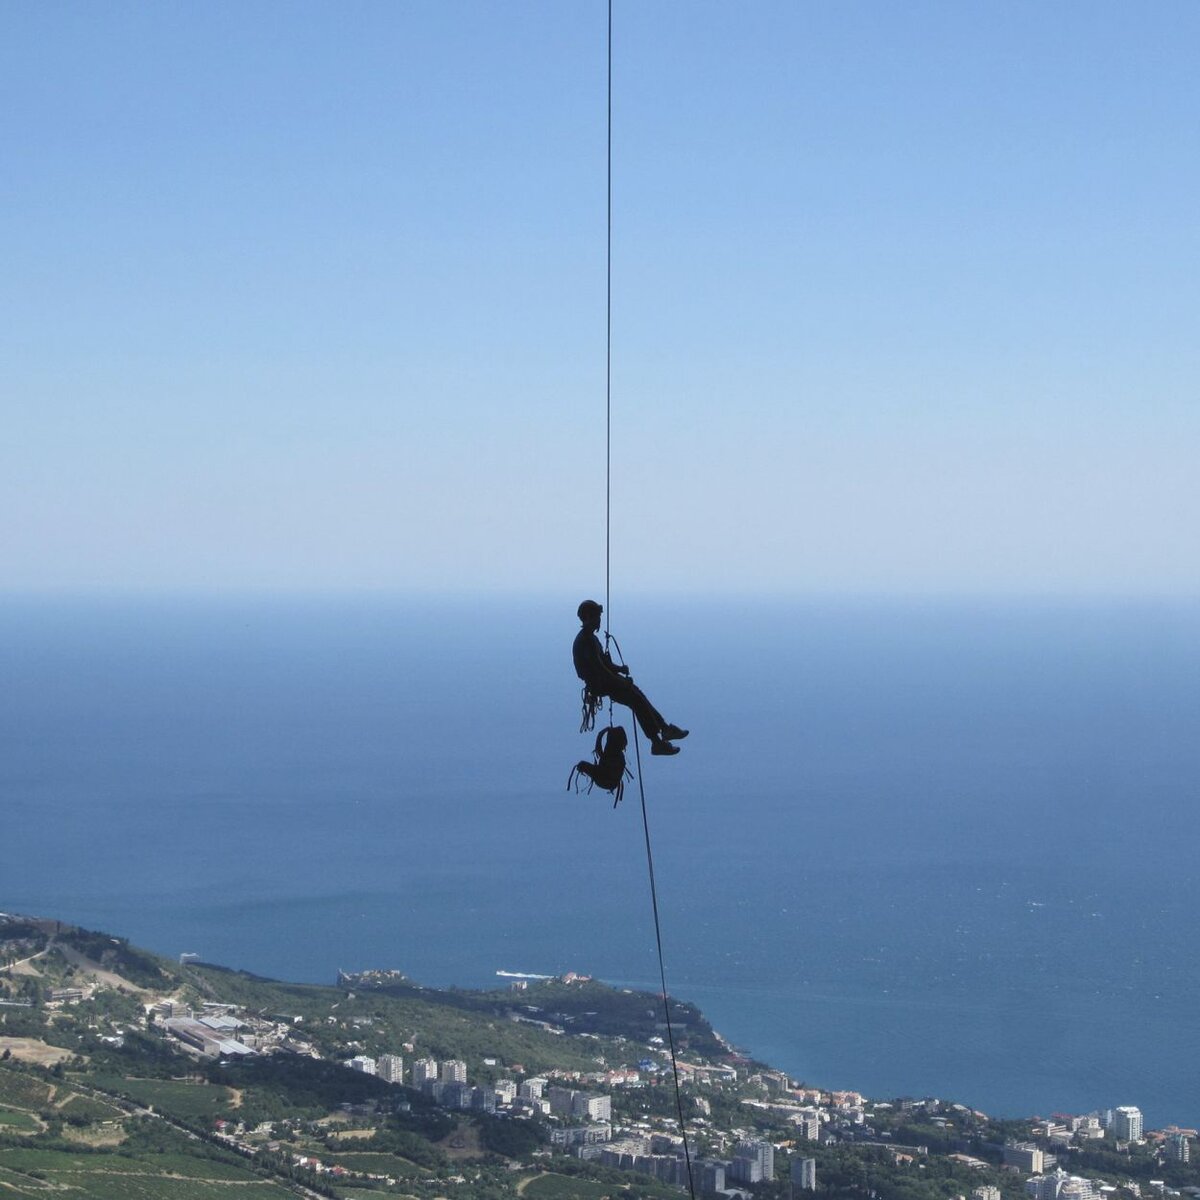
[{"xmin": 599, "ymin": 678, "xmax": 665, "ymax": 742}]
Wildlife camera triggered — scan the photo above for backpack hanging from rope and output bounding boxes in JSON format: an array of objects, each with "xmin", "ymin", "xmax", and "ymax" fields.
[{"xmin": 567, "ymin": 724, "xmax": 633, "ymax": 807}]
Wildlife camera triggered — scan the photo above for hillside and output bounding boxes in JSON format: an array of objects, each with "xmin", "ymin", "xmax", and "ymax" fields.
[{"xmin": 2, "ymin": 911, "xmax": 1196, "ymax": 1200}]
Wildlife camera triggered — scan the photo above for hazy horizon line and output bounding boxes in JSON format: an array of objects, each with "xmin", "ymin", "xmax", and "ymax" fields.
[{"xmin": 1, "ymin": 586, "xmax": 1198, "ymax": 607}]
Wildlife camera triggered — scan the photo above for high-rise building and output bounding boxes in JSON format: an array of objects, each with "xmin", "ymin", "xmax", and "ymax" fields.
[
  {"xmin": 972, "ymin": 1187, "xmax": 1001, "ymax": 1200},
  {"xmin": 572, "ymin": 1093, "xmax": 612, "ymax": 1122},
  {"xmin": 792, "ymin": 1157, "xmax": 817, "ymax": 1190},
  {"xmin": 520, "ymin": 1077, "xmax": 547, "ymax": 1100},
  {"xmin": 1062, "ymin": 1176, "xmax": 1101, "ymax": 1200},
  {"xmin": 344, "ymin": 1055, "xmax": 376, "ymax": 1075},
  {"xmin": 441, "ymin": 1059, "xmax": 467, "ymax": 1084},
  {"xmin": 1167, "ymin": 1134, "xmax": 1190, "ymax": 1164},
  {"xmin": 411, "ymin": 1057, "xmax": 438, "ymax": 1087},
  {"xmin": 1005, "ymin": 1143, "xmax": 1045, "ymax": 1174},
  {"xmin": 1026, "ymin": 1173, "xmax": 1063, "ymax": 1200},
  {"xmin": 736, "ymin": 1139, "xmax": 774, "ymax": 1180},
  {"xmin": 730, "ymin": 1156, "xmax": 763, "ymax": 1184},
  {"xmin": 377, "ymin": 1054, "xmax": 405, "ymax": 1084},
  {"xmin": 1026, "ymin": 1169, "xmax": 1100, "ymax": 1200},
  {"xmin": 1113, "ymin": 1107, "xmax": 1143, "ymax": 1142},
  {"xmin": 794, "ymin": 1112, "xmax": 820, "ymax": 1142},
  {"xmin": 494, "ymin": 1080, "xmax": 517, "ymax": 1105}
]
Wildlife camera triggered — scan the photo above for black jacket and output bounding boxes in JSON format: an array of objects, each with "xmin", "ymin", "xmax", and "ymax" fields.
[{"xmin": 572, "ymin": 628, "xmax": 624, "ymax": 691}]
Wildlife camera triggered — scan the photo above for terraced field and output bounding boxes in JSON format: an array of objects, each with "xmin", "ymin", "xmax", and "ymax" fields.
[
  {"xmin": 323, "ymin": 1149, "xmax": 420, "ymax": 1176},
  {"xmin": 0, "ymin": 1147, "xmax": 293, "ymax": 1199},
  {"xmin": 0, "ymin": 1107, "xmax": 40, "ymax": 1132},
  {"xmin": 0, "ymin": 1068, "xmax": 53, "ymax": 1109},
  {"xmin": 87, "ymin": 1075, "xmax": 236, "ymax": 1121}
]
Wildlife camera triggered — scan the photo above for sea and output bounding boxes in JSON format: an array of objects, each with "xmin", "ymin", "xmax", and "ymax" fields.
[{"xmin": 2, "ymin": 595, "xmax": 1198, "ymax": 1128}]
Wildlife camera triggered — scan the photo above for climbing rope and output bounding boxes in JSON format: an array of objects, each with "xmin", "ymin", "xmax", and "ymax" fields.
[
  {"xmin": 600, "ymin": 9, "xmax": 694, "ymax": 1185},
  {"xmin": 604, "ymin": 0, "xmax": 613, "ymax": 645},
  {"xmin": 630, "ymin": 723, "xmax": 697, "ymax": 1196}
]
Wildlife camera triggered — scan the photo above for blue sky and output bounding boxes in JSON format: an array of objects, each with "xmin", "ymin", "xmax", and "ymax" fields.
[{"xmin": 3, "ymin": 2, "xmax": 1198, "ymax": 595}]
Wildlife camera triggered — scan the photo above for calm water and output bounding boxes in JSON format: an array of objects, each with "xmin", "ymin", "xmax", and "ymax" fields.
[{"xmin": 2, "ymin": 595, "xmax": 1198, "ymax": 1126}]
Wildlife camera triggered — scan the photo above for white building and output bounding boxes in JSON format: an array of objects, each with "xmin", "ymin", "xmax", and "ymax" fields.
[
  {"xmin": 792, "ymin": 1157, "xmax": 817, "ymax": 1190},
  {"xmin": 411, "ymin": 1057, "xmax": 438, "ymax": 1087},
  {"xmin": 573, "ymin": 1094, "xmax": 612, "ymax": 1122},
  {"xmin": 973, "ymin": 1187, "xmax": 1001, "ymax": 1200},
  {"xmin": 441, "ymin": 1059, "xmax": 467, "ymax": 1084},
  {"xmin": 377, "ymin": 1054, "xmax": 405, "ymax": 1084},
  {"xmin": 345, "ymin": 1055, "xmax": 376, "ymax": 1075},
  {"xmin": 1114, "ymin": 1107, "xmax": 1144, "ymax": 1142},
  {"xmin": 730, "ymin": 1156, "xmax": 763, "ymax": 1184},
  {"xmin": 520, "ymin": 1077, "xmax": 547, "ymax": 1100},
  {"xmin": 550, "ymin": 1124, "xmax": 612, "ymax": 1148},
  {"xmin": 494, "ymin": 1080, "xmax": 517, "ymax": 1105},
  {"xmin": 1005, "ymin": 1143, "xmax": 1045, "ymax": 1174},
  {"xmin": 793, "ymin": 1111, "xmax": 820, "ymax": 1142},
  {"xmin": 1167, "ymin": 1134, "xmax": 1190, "ymax": 1163},
  {"xmin": 730, "ymin": 1139, "xmax": 774, "ymax": 1184},
  {"xmin": 1026, "ymin": 1169, "xmax": 1101, "ymax": 1200}
]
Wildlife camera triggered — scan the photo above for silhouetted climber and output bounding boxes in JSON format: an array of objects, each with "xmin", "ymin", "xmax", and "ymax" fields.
[
  {"xmin": 572, "ymin": 599, "xmax": 688, "ymax": 755},
  {"xmin": 568, "ymin": 724, "xmax": 633, "ymax": 804}
]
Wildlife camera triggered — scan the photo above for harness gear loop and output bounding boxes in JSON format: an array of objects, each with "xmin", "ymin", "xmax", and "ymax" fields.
[{"xmin": 580, "ymin": 685, "xmax": 604, "ymax": 734}]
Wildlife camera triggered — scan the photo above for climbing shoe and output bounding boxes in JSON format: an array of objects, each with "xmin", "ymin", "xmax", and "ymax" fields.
[
  {"xmin": 651, "ymin": 740, "xmax": 680, "ymax": 756},
  {"xmin": 662, "ymin": 724, "xmax": 689, "ymax": 740}
]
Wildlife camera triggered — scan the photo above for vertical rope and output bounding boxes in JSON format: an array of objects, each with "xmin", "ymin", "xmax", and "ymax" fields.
[
  {"xmin": 602, "ymin": 11, "xmax": 694, "ymax": 1193},
  {"xmin": 604, "ymin": 0, "xmax": 612, "ymax": 646},
  {"xmin": 631, "ymin": 723, "xmax": 697, "ymax": 1198}
]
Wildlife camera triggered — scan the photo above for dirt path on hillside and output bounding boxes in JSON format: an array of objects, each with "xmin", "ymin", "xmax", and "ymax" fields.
[
  {"xmin": 56, "ymin": 945, "xmax": 153, "ymax": 995},
  {"xmin": 0, "ymin": 1036, "xmax": 74, "ymax": 1066}
]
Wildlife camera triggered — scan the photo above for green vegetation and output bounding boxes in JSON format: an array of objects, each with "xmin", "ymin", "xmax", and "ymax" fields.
[
  {"xmin": 367, "ymin": 1115, "xmax": 454, "ymax": 1168},
  {"xmin": 56, "ymin": 927, "xmax": 174, "ymax": 990},
  {"xmin": 359, "ymin": 976, "xmax": 723, "ymax": 1062},
  {"xmin": 521, "ymin": 1174, "xmax": 616, "ymax": 1199},
  {"xmin": 88, "ymin": 1075, "xmax": 235, "ymax": 1120},
  {"xmin": 0, "ymin": 1108, "xmax": 39, "ymax": 1131},
  {"xmin": 187, "ymin": 963, "xmax": 611, "ymax": 1076},
  {"xmin": 322, "ymin": 1150, "xmax": 420, "ymax": 1176},
  {"xmin": 6, "ymin": 910, "xmax": 1200, "ymax": 1200},
  {"xmin": 56, "ymin": 1091, "xmax": 125, "ymax": 1121},
  {"xmin": 0, "ymin": 1152, "xmax": 293, "ymax": 1199},
  {"xmin": 476, "ymin": 1111, "xmax": 543, "ymax": 1158},
  {"xmin": 520, "ymin": 1167, "xmax": 681, "ymax": 1200},
  {"xmin": 0, "ymin": 1067, "xmax": 54, "ymax": 1110}
]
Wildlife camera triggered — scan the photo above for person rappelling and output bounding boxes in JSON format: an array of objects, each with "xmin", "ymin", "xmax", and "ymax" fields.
[{"xmin": 572, "ymin": 599, "xmax": 688, "ymax": 755}]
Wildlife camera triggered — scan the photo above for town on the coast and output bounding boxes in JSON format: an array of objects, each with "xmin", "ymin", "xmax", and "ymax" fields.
[{"xmin": 1, "ymin": 913, "xmax": 1198, "ymax": 1200}]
